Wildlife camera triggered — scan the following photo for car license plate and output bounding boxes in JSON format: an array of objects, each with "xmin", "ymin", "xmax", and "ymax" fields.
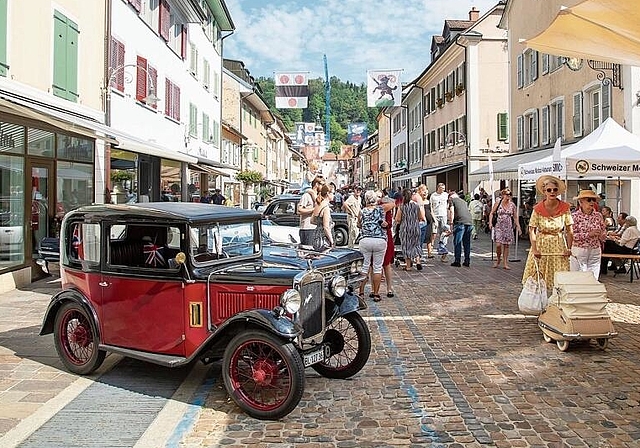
[{"xmin": 303, "ymin": 346, "xmax": 326, "ymax": 367}]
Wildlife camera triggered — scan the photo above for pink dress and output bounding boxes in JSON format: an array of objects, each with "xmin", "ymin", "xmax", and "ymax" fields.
[{"xmin": 493, "ymin": 201, "xmax": 516, "ymax": 245}]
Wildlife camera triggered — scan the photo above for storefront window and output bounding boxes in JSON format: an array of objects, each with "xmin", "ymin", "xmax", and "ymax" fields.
[
  {"xmin": 57, "ymin": 135, "xmax": 94, "ymax": 162},
  {"xmin": 110, "ymin": 149, "xmax": 137, "ymax": 204},
  {"xmin": 57, "ymin": 161, "xmax": 93, "ymax": 212},
  {"xmin": 0, "ymin": 122, "xmax": 26, "ymax": 155},
  {"xmin": 0, "ymin": 154, "xmax": 25, "ymax": 265},
  {"xmin": 161, "ymin": 159, "xmax": 181, "ymax": 202},
  {"xmin": 27, "ymin": 128, "xmax": 55, "ymax": 157}
]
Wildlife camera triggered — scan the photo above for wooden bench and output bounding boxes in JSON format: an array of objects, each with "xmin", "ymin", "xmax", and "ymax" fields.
[{"xmin": 601, "ymin": 253, "xmax": 640, "ymax": 283}]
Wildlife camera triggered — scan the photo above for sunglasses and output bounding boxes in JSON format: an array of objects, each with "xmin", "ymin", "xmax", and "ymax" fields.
[
  {"xmin": 546, "ymin": 188, "xmax": 559, "ymax": 193},
  {"xmin": 503, "ymin": 192, "xmax": 512, "ymax": 196},
  {"xmin": 583, "ymin": 197, "xmax": 596, "ymax": 203}
]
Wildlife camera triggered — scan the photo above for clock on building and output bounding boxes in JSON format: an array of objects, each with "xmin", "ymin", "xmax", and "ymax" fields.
[{"xmin": 565, "ymin": 57, "xmax": 584, "ymax": 71}]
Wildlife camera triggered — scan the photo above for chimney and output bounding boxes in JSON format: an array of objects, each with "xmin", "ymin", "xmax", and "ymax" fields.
[{"xmin": 469, "ymin": 7, "xmax": 479, "ymax": 21}]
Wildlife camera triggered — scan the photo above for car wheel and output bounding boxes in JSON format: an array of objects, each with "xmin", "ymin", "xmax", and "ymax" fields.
[
  {"xmin": 556, "ymin": 339, "xmax": 570, "ymax": 352},
  {"xmin": 54, "ymin": 302, "xmax": 106, "ymax": 375},
  {"xmin": 311, "ymin": 312, "xmax": 371, "ymax": 379},
  {"xmin": 542, "ymin": 332, "xmax": 553, "ymax": 343},
  {"xmin": 595, "ymin": 338, "xmax": 609, "ymax": 350},
  {"xmin": 334, "ymin": 227, "xmax": 348, "ymax": 247},
  {"xmin": 222, "ymin": 330, "xmax": 305, "ymax": 420}
]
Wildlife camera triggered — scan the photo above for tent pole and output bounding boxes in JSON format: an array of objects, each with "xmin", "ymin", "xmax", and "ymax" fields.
[
  {"xmin": 511, "ymin": 178, "xmax": 521, "ymax": 262},
  {"xmin": 616, "ymin": 176, "xmax": 621, "ymax": 216}
]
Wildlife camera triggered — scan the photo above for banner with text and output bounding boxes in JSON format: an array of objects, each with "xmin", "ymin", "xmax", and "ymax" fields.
[
  {"xmin": 275, "ymin": 72, "xmax": 309, "ymax": 109},
  {"xmin": 367, "ymin": 69, "xmax": 402, "ymax": 107}
]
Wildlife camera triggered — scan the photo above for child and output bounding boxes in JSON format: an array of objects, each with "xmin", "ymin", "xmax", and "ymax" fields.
[{"xmin": 438, "ymin": 224, "xmax": 452, "ymax": 261}]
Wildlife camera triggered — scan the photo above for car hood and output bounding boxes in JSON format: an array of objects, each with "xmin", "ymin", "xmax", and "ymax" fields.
[{"xmin": 263, "ymin": 243, "xmax": 362, "ymax": 271}]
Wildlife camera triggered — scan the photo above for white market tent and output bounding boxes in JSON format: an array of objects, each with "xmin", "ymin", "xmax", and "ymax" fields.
[
  {"xmin": 519, "ymin": 118, "xmax": 640, "ymax": 181},
  {"xmin": 523, "ymin": 0, "xmax": 640, "ymax": 67}
]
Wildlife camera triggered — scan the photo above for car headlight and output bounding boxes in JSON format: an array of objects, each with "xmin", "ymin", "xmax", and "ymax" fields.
[
  {"xmin": 350, "ymin": 261, "xmax": 358, "ymax": 274},
  {"xmin": 330, "ymin": 275, "xmax": 347, "ymax": 298},
  {"xmin": 280, "ymin": 289, "xmax": 301, "ymax": 314},
  {"xmin": 356, "ymin": 260, "xmax": 364, "ymax": 272}
]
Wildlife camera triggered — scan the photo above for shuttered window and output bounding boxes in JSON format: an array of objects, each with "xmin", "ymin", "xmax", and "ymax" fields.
[
  {"xmin": 189, "ymin": 103, "xmax": 197, "ymax": 136},
  {"xmin": 0, "ymin": 0, "xmax": 8, "ymax": 76},
  {"xmin": 165, "ymin": 79, "xmax": 180, "ymax": 121},
  {"xmin": 497, "ymin": 113, "xmax": 508, "ymax": 141},
  {"xmin": 135, "ymin": 56, "xmax": 158, "ymax": 109},
  {"xmin": 109, "ymin": 37, "xmax": 125, "ymax": 92},
  {"xmin": 52, "ymin": 10, "xmax": 79, "ymax": 102},
  {"xmin": 128, "ymin": 0, "xmax": 142, "ymax": 12},
  {"xmin": 159, "ymin": 0, "xmax": 170, "ymax": 41},
  {"xmin": 573, "ymin": 92, "xmax": 583, "ymax": 137},
  {"xmin": 202, "ymin": 112, "xmax": 210, "ymax": 141}
]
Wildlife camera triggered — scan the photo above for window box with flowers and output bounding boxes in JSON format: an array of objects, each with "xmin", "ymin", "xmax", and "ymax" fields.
[
  {"xmin": 455, "ymin": 83, "xmax": 465, "ymax": 96},
  {"xmin": 436, "ymin": 98, "xmax": 444, "ymax": 108},
  {"xmin": 445, "ymin": 92, "xmax": 454, "ymax": 102}
]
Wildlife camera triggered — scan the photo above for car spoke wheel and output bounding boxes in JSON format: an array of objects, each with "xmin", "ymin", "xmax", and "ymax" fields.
[
  {"xmin": 54, "ymin": 302, "xmax": 105, "ymax": 375},
  {"xmin": 311, "ymin": 312, "xmax": 371, "ymax": 379},
  {"xmin": 223, "ymin": 330, "xmax": 305, "ymax": 420},
  {"xmin": 334, "ymin": 227, "xmax": 348, "ymax": 247}
]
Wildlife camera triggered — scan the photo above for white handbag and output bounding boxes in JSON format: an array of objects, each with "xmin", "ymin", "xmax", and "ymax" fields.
[{"xmin": 518, "ymin": 259, "xmax": 548, "ymax": 315}]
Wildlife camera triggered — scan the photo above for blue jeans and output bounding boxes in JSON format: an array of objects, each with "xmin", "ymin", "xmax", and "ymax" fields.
[{"xmin": 453, "ymin": 223, "xmax": 472, "ymax": 264}]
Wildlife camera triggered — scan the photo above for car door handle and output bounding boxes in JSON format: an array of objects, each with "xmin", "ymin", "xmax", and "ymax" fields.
[{"xmin": 99, "ymin": 281, "xmax": 109, "ymax": 287}]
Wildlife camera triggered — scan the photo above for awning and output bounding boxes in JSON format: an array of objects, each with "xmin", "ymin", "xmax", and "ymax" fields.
[
  {"xmin": 392, "ymin": 171, "xmax": 420, "ymax": 182},
  {"xmin": 114, "ymin": 135, "xmax": 197, "ymax": 163},
  {"xmin": 421, "ymin": 161, "xmax": 464, "ymax": 176},
  {"xmin": 0, "ymin": 95, "xmax": 118, "ymax": 144},
  {"xmin": 522, "ymin": 0, "xmax": 640, "ymax": 67},
  {"xmin": 469, "ymin": 149, "xmax": 554, "ymax": 182},
  {"xmin": 188, "ymin": 163, "xmax": 225, "ymax": 176}
]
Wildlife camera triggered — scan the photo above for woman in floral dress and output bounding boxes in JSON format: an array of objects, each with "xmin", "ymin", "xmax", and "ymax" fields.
[
  {"xmin": 570, "ymin": 189, "xmax": 606, "ymax": 279},
  {"xmin": 489, "ymin": 188, "xmax": 522, "ymax": 269},
  {"xmin": 522, "ymin": 175, "xmax": 574, "ymax": 291},
  {"xmin": 395, "ymin": 188, "xmax": 425, "ymax": 271}
]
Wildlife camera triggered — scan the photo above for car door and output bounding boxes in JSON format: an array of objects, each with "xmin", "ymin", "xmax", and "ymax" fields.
[
  {"xmin": 100, "ymin": 222, "xmax": 185, "ymax": 355},
  {"xmin": 268, "ymin": 199, "xmax": 299, "ymax": 227}
]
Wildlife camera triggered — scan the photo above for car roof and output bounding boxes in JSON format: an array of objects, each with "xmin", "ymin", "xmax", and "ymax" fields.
[{"xmin": 66, "ymin": 203, "xmax": 262, "ymax": 224}]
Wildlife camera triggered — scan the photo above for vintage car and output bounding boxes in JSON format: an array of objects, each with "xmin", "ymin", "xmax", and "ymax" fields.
[
  {"xmin": 39, "ymin": 203, "xmax": 370, "ymax": 420},
  {"xmin": 262, "ymin": 194, "xmax": 350, "ymax": 247}
]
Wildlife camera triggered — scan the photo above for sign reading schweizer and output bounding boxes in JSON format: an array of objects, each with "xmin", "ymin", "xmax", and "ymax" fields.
[{"xmin": 571, "ymin": 159, "xmax": 640, "ymax": 177}]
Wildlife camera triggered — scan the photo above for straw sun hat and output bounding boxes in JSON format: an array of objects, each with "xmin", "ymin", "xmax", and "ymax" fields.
[
  {"xmin": 573, "ymin": 189, "xmax": 599, "ymax": 201},
  {"xmin": 535, "ymin": 175, "xmax": 566, "ymax": 195}
]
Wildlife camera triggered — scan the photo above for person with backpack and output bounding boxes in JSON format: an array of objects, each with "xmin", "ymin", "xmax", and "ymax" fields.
[{"xmin": 468, "ymin": 193, "xmax": 484, "ymax": 240}]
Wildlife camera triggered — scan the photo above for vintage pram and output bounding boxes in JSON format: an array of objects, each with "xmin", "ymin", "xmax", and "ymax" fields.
[{"xmin": 538, "ymin": 271, "xmax": 618, "ymax": 352}]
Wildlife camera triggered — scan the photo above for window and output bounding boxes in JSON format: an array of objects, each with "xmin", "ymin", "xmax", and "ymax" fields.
[
  {"xmin": 202, "ymin": 112, "xmax": 210, "ymax": 141},
  {"xmin": 497, "ymin": 113, "xmax": 508, "ymax": 141},
  {"xmin": 423, "ymin": 92, "xmax": 430, "ymax": 116},
  {"xmin": 549, "ymin": 55, "xmax": 565, "ymax": 72},
  {"xmin": 167, "ymin": 9, "xmax": 186, "ymax": 57},
  {"xmin": 189, "ymin": 103, "xmax": 197, "ymax": 136},
  {"xmin": 456, "ymin": 64, "xmax": 465, "ymax": 89},
  {"xmin": 57, "ymin": 161, "xmax": 93, "ymax": 215},
  {"xmin": 573, "ymin": 92, "xmax": 583, "ymax": 137},
  {"xmin": 525, "ymin": 110, "xmax": 539, "ymax": 149},
  {"xmin": 108, "ymin": 224, "xmax": 181, "ymax": 269},
  {"xmin": 141, "ymin": 0, "xmax": 159, "ymax": 30},
  {"xmin": 109, "ymin": 37, "xmax": 125, "ymax": 92},
  {"xmin": 541, "ymin": 53, "xmax": 549, "ymax": 75},
  {"xmin": 541, "ymin": 106, "xmax": 550, "ymax": 145},
  {"xmin": 517, "ymin": 115, "xmax": 524, "ymax": 150},
  {"xmin": 68, "ymin": 223, "xmax": 100, "ymax": 264},
  {"xmin": 524, "ymin": 49, "xmax": 538, "ymax": 86},
  {"xmin": 516, "ymin": 54, "xmax": 523, "ymax": 89},
  {"xmin": 136, "ymin": 56, "xmax": 157, "ymax": 109},
  {"xmin": 127, "ymin": 0, "xmax": 142, "ymax": 12},
  {"xmin": 0, "ymin": 0, "xmax": 8, "ymax": 76},
  {"xmin": 550, "ymin": 100, "xmax": 564, "ymax": 142},
  {"xmin": 602, "ymin": 83, "xmax": 611, "ymax": 121},
  {"xmin": 202, "ymin": 59, "xmax": 210, "ymax": 90},
  {"xmin": 189, "ymin": 43, "xmax": 198, "ymax": 76},
  {"xmin": 52, "ymin": 11, "xmax": 79, "ymax": 101},
  {"xmin": 401, "ymin": 108, "xmax": 406, "ymax": 128},
  {"xmin": 190, "ymin": 222, "xmax": 259, "ymax": 264},
  {"xmin": 430, "ymin": 87, "xmax": 436, "ymax": 111},
  {"xmin": 159, "ymin": 0, "xmax": 170, "ymax": 41},
  {"xmin": 212, "ymin": 69, "xmax": 220, "ymax": 98},
  {"xmin": 164, "ymin": 79, "xmax": 180, "ymax": 121}
]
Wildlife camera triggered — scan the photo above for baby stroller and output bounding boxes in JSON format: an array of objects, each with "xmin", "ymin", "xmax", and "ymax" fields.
[{"xmin": 538, "ymin": 271, "xmax": 618, "ymax": 352}]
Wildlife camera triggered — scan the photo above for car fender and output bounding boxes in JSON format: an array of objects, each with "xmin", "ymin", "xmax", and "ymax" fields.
[
  {"xmin": 39, "ymin": 289, "xmax": 100, "ymax": 337},
  {"xmin": 213, "ymin": 308, "xmax": 303, "ymax": 340},
  {"xmin": 336, "ymin": 290, "xmax": 367, "ymax": 316}
]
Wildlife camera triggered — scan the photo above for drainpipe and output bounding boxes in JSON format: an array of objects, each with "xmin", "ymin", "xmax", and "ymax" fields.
[
  {"xmin": 103, "ymin": 0, "xmax": 112, "ymax": 203},
  {"xmin": 455, "ymin": 35, "xmax": 469, "ymax": 192}
]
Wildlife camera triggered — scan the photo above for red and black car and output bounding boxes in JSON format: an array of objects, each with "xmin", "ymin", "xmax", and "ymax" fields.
[{"xmin": 39, "ymin": 202, "xmax": 370, "ymax": 420}]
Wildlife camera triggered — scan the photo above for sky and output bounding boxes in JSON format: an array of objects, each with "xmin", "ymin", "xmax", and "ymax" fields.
[{"xmin": 223, "ymin": 0, "xmax": 500, "ymax": 85}]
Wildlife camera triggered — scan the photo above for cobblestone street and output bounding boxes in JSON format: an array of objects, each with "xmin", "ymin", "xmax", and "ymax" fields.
[{"xmin": 1, "ymin": 232, "xmax": 639, "ymax": 447}]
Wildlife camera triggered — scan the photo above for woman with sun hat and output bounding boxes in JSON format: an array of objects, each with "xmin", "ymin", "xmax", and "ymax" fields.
[
  {"xmin": 522, "ymin": 175, "xmax": 574, "ymax": 290},
  {"xmin": 570, "ymin": 189, "xmax": 606, "ymax": 279}
]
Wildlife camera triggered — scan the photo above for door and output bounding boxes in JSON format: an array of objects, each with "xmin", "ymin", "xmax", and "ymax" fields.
[{"xmin": 27, "ymin": 160, "xmax": 55, "ymax": 259}]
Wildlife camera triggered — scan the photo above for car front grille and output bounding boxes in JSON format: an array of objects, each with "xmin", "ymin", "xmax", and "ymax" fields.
[
  {"xmin": 322, "ymin": 265, "xmax": 350, "ymax": 284},
  {"xmin": 296, "ymin": 271, "xmax": 325, "ymax": 341}
]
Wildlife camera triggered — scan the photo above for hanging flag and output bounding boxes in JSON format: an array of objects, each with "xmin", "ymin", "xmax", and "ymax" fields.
[
  {"xmin": 275, "ymin": 72, "xmax": 309, "ymax": 109},
  {"xmin": 367, "ymin": 69, "xmax": 402, "ymax": 107}
]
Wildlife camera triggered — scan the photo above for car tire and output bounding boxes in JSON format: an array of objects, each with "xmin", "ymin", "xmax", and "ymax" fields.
[
  {"xmin": 54, "ymin": 302, "xmax": 106, "ymax": 375},
  {"xmin": 334, "ymin": 226, "xmax": 348, "ymax": 247},
  {"xmin": 222, "ymin": 330, "xmax": 305, "ymax": 420},
  {"xmin": 311, "ymin": 312, "xmax": 371, "ymax": 379}
]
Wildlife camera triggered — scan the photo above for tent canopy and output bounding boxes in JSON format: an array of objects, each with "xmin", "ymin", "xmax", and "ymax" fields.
[
  {"xmin": 523, "ymin": 0, "xmax": 640, "ymax": 67},
  {"xmin": 519, "ymin": 118, "xmax": 640, "ymax": 180}
]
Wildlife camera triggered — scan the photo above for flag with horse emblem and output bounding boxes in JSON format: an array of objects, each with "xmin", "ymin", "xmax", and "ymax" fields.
[
  {"xmin": 367, "ymin": 69, "xmax": 402, "ymax": 107},
  {"xmin": 143, "ymin": 239, "xmax": 166, "ymax": 267}
]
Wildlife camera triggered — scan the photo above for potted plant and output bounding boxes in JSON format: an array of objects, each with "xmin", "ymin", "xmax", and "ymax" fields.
[
  {"xmin": 436, "ymin": 98, "xmax": 444, "ymax": 108},
  {"xmin": 445, "ymin": 92, "xmax": 454, "ymax": 102},
  {"xmin": 455, "ymin": 83, "xmax": 465, "ymax": 96},
  {"xmin": 110, "ymin": 170, "xmax": 134, "ymax": 192}
]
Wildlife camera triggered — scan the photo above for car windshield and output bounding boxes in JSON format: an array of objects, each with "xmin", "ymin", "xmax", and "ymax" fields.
[{"xmin": 189, "ymin": 221, "xmax": 259, "ymax": 264}]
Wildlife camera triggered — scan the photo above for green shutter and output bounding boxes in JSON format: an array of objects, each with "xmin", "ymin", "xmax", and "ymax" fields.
[
  {"xmin": 66, "ymin": 18, "xmax": 79, "ymax": 101},
  {"xmin": 52, "ymin": 11, "xmax": 68, "ymax": 98},
  {"xmin": 0, "ymin": 0, "xmax": 8, "ymax": 76},
  {"xmin": 498, "ymin": 113, "xmax": 509, "ymax": 141},
  {"xmin": 189, "ymin": 104, "xmax": 197, "ymax": 136}
]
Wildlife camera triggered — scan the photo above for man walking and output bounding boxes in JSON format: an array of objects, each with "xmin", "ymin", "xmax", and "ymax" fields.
[
  {"xmin": 448, "ymin": 191, "xmax": 473, "ymax": 267},
  {"xmin": 297, "ymin": 175, "xmax": 324, "ymax": 246},
  {"xmin": 343, "ymin": 186, "xmax": 362, "ymax": 248},
  {"xmin": 211, "ymin": 189, "xmax": 226, "ymax": 205},
  {"xmin": 431, "ymin": 183, "xmax": 450, "ymax": 259},
  {"xmin": 468, "ymin": 193, "xmax": 484, "ymax": 240}
]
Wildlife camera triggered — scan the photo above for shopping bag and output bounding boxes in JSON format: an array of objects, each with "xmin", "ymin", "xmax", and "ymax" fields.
[{"xmin": 518, "ymin": 260, "xmax": 548, "ymax": 315}]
